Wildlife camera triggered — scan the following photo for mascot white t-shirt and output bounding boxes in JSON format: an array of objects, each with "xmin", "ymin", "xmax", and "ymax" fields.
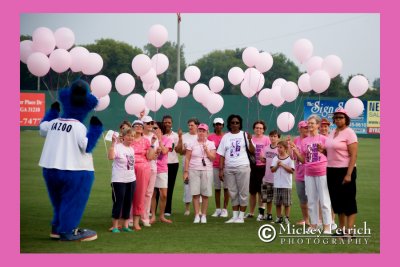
[{"xmin": 39, "ymin": 118, "xmax": 94, "ymax": 171}]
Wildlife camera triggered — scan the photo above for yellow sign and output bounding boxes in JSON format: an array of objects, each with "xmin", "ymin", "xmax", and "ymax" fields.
[{"xmin": 367, "ymin": 101, "xmax": 380, "ymax": 128}]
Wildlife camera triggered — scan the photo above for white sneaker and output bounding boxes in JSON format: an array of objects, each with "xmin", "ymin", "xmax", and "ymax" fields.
[
  {"xmin": 256, "ymin": 214, "xmax": 264, "ymax": 221},
  {"xmin": 225, "ymin": 217, "xmax": 238, "ymax": 223},
  {"xmin": 211, "ymin": 209, "xmax": 221, "ymax": 217},
  {"xmin": 220, "ymin": 209, "xmax": 228, "ymax": 218},
  {"xmin": 164, "ymin": 213, "xmax": 171, "ymax": 217},
  {"xmin": 331, "ymin": 223, "xmax": 338, "ymax": 231},
  {"xmin": 234, "ymin": 217, "xmax": 244, "ymax": 223},
  {"xmin": 142, "ymin": 221, "xmax": 151, "ymax": 227},
  {"xmin": 200, "ymin": 215, "xmax": 207, "ymax": 223},
  {"xmin": 128, "ymin": 221, "xmax": 133, "ymax": 227},
  {"xmin": 184, "ymin": 210, "xmax": 190, "ymax": 216},
  {"xmin": 193, "ymin": 215, "xmax": 200, "ymax": 223}
]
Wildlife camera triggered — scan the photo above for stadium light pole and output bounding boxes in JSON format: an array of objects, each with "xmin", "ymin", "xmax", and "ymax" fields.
[{"xmin": 177, "ymin": 13, "xmax": 181, "ymax": 82}]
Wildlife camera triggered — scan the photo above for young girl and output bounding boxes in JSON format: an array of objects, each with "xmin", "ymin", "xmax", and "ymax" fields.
[
  {"xmin": 270, "ymin": 141, "xmax": 295, "ymax": 224},
  {"xmin": 108, "ymin": 128, "xmax": 136, "ymax": 233}
]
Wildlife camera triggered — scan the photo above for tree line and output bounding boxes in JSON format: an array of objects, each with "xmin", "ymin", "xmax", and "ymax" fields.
[{"xmin": 20, "ymin": 35, "xmax": 380, "ymax": 100}]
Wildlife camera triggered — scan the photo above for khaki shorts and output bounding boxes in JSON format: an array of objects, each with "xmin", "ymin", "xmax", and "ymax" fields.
[
  {"xmin": 155, "ymin": 172, "xmax": 168, "ymax": 189},
  {"xmin": 188, "ymin": 169, "xmax": 213, "ymax": 197}
]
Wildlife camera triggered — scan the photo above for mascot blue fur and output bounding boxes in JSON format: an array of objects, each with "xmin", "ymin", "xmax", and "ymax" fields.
[{"xmin": 39, "ymin": 79, "xmax": 103, "ymax": 241}]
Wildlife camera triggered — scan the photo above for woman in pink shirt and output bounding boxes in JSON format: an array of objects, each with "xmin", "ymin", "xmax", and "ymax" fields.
[
  {"xmin": 130, "ymin": 120, "xmax": 155, "ymax": 230},
  {"xmin": 324, "ymin": 108, "xmax": 358, "ymax": 237},
  {"xmin": 292, "ymin": 115, "xmax": 332, "ymax": 234}
]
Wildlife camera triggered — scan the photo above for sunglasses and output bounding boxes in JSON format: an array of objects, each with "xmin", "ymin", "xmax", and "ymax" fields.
[
  {"xmin": 214, "ymin": 123, "xmax": 223, "ymax": 126},
  {"xmin": 230, "ymin": 121, "xmax": 240, "ymax": 125},
  {"xmin": 145, "ymin": 121, "xmax": 154, "ymax": 125},
  {"xmin": 334, "ymin": 116, "xmax": 345, "ymax": 120},
  {"xmin": 153, "ymin": 127, "xmax": 159, "ymax": 130}
]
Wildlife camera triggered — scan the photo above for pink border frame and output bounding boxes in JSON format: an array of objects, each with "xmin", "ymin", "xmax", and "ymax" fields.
[{"xmin": 8, "ymin": 0, "xmax": 393, "ymax": 265}]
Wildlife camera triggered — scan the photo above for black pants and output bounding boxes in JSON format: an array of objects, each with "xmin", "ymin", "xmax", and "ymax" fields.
[
  {"xmin": 111, "ymin": 181, "xmax": 136, "ymax": 219},
  {"xmin": 157, "ymin": 163, "xmax": 179, "ymax": 214}
]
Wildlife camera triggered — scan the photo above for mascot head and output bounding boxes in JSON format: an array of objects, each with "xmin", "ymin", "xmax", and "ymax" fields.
[{"xmin": 58, "ymin": 79, "xmax": 98, "ymax": 122}]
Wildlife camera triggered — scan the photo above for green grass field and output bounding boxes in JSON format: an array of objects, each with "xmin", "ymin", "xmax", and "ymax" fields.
[{"xmin": 20, "ymin": 131, "xmax": 380, "ymax": 253}]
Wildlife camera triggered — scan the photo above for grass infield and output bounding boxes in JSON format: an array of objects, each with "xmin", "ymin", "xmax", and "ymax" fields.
[{"xmin": 20, "ymin": 131, "xmax": 379, "ymax": 253}]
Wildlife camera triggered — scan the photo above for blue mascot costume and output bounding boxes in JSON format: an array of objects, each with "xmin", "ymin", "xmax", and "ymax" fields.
[{"xmin": 39, "ymin": 79, "xmax": 103, "ymax": 241}]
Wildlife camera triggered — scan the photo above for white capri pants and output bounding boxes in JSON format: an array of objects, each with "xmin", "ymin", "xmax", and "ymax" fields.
[{"xmin": 305, "ymin": 175, "xmax": 332, "ymax": 225}]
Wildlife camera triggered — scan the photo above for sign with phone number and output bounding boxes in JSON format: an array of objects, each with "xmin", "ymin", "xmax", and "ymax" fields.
[{"xmin": 20, "ymin": 93, "xmax": 45, "ymax": 126}]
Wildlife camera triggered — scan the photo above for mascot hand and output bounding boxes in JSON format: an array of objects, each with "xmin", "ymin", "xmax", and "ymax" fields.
[
  {"xmin": 51, "ymin": 101, "xmax": 61, "ymax": 112},
  {"xmin": 90, "ymin": 116, "xmax": 102, "ymax": 126}
]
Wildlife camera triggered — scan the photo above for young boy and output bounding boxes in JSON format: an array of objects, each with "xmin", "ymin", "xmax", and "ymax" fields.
[
  {"xmin": 260, "ymin": 130, "xmax": 280, "ymax": 221},
  {"xmin": 270, "ymin": 141, "xmax": 295, "ymax": 224}
]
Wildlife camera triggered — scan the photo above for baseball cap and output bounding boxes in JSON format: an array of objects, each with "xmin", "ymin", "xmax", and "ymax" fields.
[
  {"xmin": 321, "ymin": 118, "xmax": 331, "ymax": 125},
  {"xmin": 141, "ymin": 115, "xmax": 153, "ymax": 123},
  {"xmin": 333, "ymin": 108, "xmax": 348, "ymax": 115},
  {"xmin": 297, "ymin": 120, "xmax": 308, "ymax": 128},
  {"xmin": 198, "ymin": 123, "xmax": 209, "ymax": 131},
  {"xmin": 132, "ymin": 120, "xmax": 144, "ymax": 126},
  {"xmin": 213, "ymin": 118, "xmax": 224, "ymax": 124}
]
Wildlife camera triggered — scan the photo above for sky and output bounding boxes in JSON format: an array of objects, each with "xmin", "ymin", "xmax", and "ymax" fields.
[{"xmin": 20, "ymin": 13, "xmax": 380, "ymax": 84}]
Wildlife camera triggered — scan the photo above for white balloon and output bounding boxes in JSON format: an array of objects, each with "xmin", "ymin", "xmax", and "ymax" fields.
[
  {"xmin": 255, "ymin": 52, "xmax": 273, "ymax": 73},
  {"xmin": 192, "ymin": 83, "xmax": 211, "ymax": 104},
  {"xmin": 82, "ymin": 53, "xmax": 103, "ymax": 75},
  {"xmin": 94, "ymin": 95, "xmax": 110, "ymax": 112},
  {"xmin": 209, "ymin": 76, "xmax": 224, "ymax": 93},
  {"xmin": 293, "ymin": 38, "xmax": 313, "ymax": 64},
  {"xmin": 161, "ymin": 88, "xmax": 178, "ymax": 109},
  {"xmin": 242, "ymin": 47, "xmax": 259, "ymax": 67},
  {"xmin": 297, "ymin": 73, "xmax": 312, "ymax": 92},
  {"xmin": 349, "ymin": 75, "xmax": 369, "ymax": 97},
  {"xmin": 228, "ymin": 66, "xmax": 244, "ymax": 85},
  {"xmin": 31, "ymin": 27, "xmax": 56, "ymax": 55},
  {"xmin": 271, "ymin": 86, "xmax": 285, "ymax": 107},
  {"xmin": 258, "ymin": 88, "xmax": 273, "ymax": 106},
  {"xmin": 184, "ymin": 66, "xmax": 201, "ymax": 84},
  {"xmin": 134, "ymin": 106, "xmax": 150, "ymax": 119},
  {"xmin": 174, "ymin": 80, "xmax": 190, "ymax": 98},
  {"xmin": 90, "ymin": 75, "xmax": 112, "ymax": 98},
  {"xmin": 27, "ymin": 52, "xmax": 50, "ymax": 77},
  {"xmin": 140, "ymin": 68, "xmax": 157, "ymax": 85},
  {"xmin": 243, "ymin": 68, "xmax": 263, "ymax": 92},
  {"xmin": 115, "ymin": 73, "xmax": 135, "ymax": 96},
  {"xmin": 125, "ymin": 94, "xmax": 145, "ymax": 115},
  {"xmin": 144, "ymin": 90, "xmax": 163, "ymax": 112},
  {"xmin": 49, "ymin": 49, "xmax": 71, "ymax": 73},
  {"xmin": 54, "ymin": 27, "xmax": 75, "ymax": 50},
  {"xmin": 132, "ymin": 54, "xmax": 152, "ymax": 76},
  {"xmin": 151, "ymin": 53, "xmax": 169, "ymax": 75},
  {"xmin": 240, "ymin": 80, "xmax": 256, "ymax": 98},
  {"xmin": 305, "ymin": 56, "xmax": 323, "ymax": 75},
  {"xmin": 272, "ymin": 78, "xmax": 287, "ymax": 88},
  {"xmin": 69, "ymin": 46, "xmax": 89, "ymax": 72},
  {"xmin": 345, "ymin": 98, "xmax": 365, "ymax": 118},
  {"xmin": 281, "ymin": 81, "xmax": 299, "ymax": 102},
  {"xmin": 277, "ymin": 112, "xmax": 295, "ymax": 132},
  {"xmin": 143, "ymin": 78, "xmax": 160, "ymax": 92},
  {"xmin": 322, "ymin": 55, "xmax": 343, "ymax": 78},
  {"xmin": 148, "ymin": 24, "xmax": 168, "ymax": 48},
  {"xmin": 206, "ymin": 93, "xmax": 224, "ymax": 114},
  {"xmin": 310, "ymin": 70, "xmax": 331, "ymax": 93},
  {"xmin": 20, "ymin": 40, "xmax": 33, "ymax": 64}
]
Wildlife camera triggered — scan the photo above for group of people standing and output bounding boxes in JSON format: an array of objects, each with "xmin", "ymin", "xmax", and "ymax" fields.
[{"xmin": 108, "ymin": 109, "xmax": 359, "ymax": 237}]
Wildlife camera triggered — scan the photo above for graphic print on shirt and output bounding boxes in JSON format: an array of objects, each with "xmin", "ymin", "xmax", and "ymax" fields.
[
  {"xmin": 256, "ymin": 144, "xmax": 264, "ymax": 160},
  {"xmin": 229, "ymin": 138, "xmax": 241, "ymax": 157},
  {"xmin": 265, "ymin": 149, "xmax": 278, "ymax": 161},
  {"xmin": 126, "ymin": 154, "xmax": 134, "ymax": 170},
  {"xmin": 306, "ymin": 143, "xmax": 320, "ymax": 163}
]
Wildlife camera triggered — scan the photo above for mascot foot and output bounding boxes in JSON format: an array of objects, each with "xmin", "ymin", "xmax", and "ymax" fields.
[{"xmin": 60, "ymin": 228, "xmax": 97, "ymax": 241}]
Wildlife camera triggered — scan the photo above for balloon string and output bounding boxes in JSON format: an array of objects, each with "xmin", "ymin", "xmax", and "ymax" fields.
[
  {"xmin": 246, "ymin": 96, "xmax": 250, "ymax": 131},
  {"xmin": 57, "ymin": 73, "xmax": 60, "ymax": 94},
  {"xmin": 268, "ymin": 105, "xmax": 275, "ymax": 131},
  {"xmin": 294, "ymin": 92, "xmax": 305, "ymax": 121},
  {"xmin": 42, "ymin": 78, "xmax": 56, "ymax": 101}
]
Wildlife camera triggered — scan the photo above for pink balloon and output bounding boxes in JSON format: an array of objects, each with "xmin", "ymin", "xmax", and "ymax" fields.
[
  {"xmin": 193, "ymin": 84, "xmax": 211, "ymax": 104},
  {"xmin": 306, "ymin": 56, "xmax": 323, "ymax": 75},
  {"xmin": 258, "ymin": 88, "xmax": 273, "ymax": 106},
  {"xmin": 184, "ymin": 66, "xmax": 201, "ymax": 84},
  {"xmin": 228, "ymin": 66, "xmax": 244, "ymax": 85},
  {"xmin": 140, "ymin": 68, "xmax": 157, "ymax": 85},
  {"xmin": 82, "ymin": 53, "xmax": 103, "ymax": 75},
  {"xmin": 49, "ymin": 49, "xmax": 71, "ymax": 73},
  {"xmin": 132, "ymin": 54, "xmax": 152, "ymax": 76},
  {"xmin": 31, "ymin": 27, "xmax": 56, "ymax": 55},
  {"xmin": 322, "ymin": 55, "xmax": 343, "ymax": 78},
  {"xmin": 135, "ymin": 106, "xmax": 150, "ymax": 119},
  {"xmin": 115, "ymin": 73, "xmax": 135, "ymax": 96},
  {"xmin": 206, "ymin": 93, "xmax": 224, "ymax": 114},
  {"xmin": 161, "ymin": 88, "xmax": 178, "ymax": 109},
  {"xmin": 94, "ymin": 95, "xmax": 110, "ymax": 112},
  {"xmin": 277, "ymin": 112, "xmax": 295, "ymax": 132},
  {"xmin": 310, "ymin": 70, "xmax": 331, "ymax": 93},
  {"xmin": 297, "ymin": 73, "xmax": 312, "ymax": 92},
  {"xmin": 145, "ymin": 91, "xmax": 163, "ymax": 112},
  {"xmin": 293, "ymin": 38, "xmax": 313, "ymax": 64},
  {"xmin": 54, "ymin": 27, "xmax": 75, "ymax": 50},
  {"xmin": 148, "ymin": 24, "xmax": 168, "ymax": 48},
  {"xmin": 69, "ymin": 46, "xmax": 89, "ymax": 72},
  {"xmin": 272, "ymin": 78, "xmax": 287, "ymax": 88},
  {"xmin": 281, "ymin": 81, "xmax": 299, "ymax": 102},
  {"xmin": 255, "ymin": 52, "xmax": 273, "ymax": 73},
  {"xmin": 344, "ymin": 98, "xmax": 364, "ymax": 118},
  {"xmin": 125, "ymin": 94, "xmax": 145, "ymax": 115},
  {"xmin": 242, "ymin": 47, "xmax": 259, "ymax": 67},
  {"xmin": 151, "ymin": 53, "xmax": 169, "ymax": 75},
  {"xmin": 243, "ymin": 68, "xmax": 263, "ymax": 92},
  {"xmin": 209, "ymin": 76, "xmax": 224, "ymax": 93},
  {"xmin": 257, "ymin": 74, "xmax": 265, "ymax": 92},
  {"xmin": 20, "ymin": 40, "xmax": 33, "ymax": 64},
  {"xmin": 240, "ymin": 80, "xmax": 256, "ymax": 98},
  {"xmin": 143, "ymin": 78, "xmax": 160, "ymax": 92},
  {"xmin": 271, "ymin": 86, "xmax": 285, "ymax": 107},
  {"xmin": 174, "ymin": 80, "xmax": 190, "ymax": 98},
  {"xmin": 90, "ymin": 75, "xmax": 112, "ymax": 98},
  {"xmin": 349, "ymin": 75, "xmax": 369, "ymax": 97},
  {"xmin": 27, "ymin": 52, "xmax": 50, "ymax": 77}
]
